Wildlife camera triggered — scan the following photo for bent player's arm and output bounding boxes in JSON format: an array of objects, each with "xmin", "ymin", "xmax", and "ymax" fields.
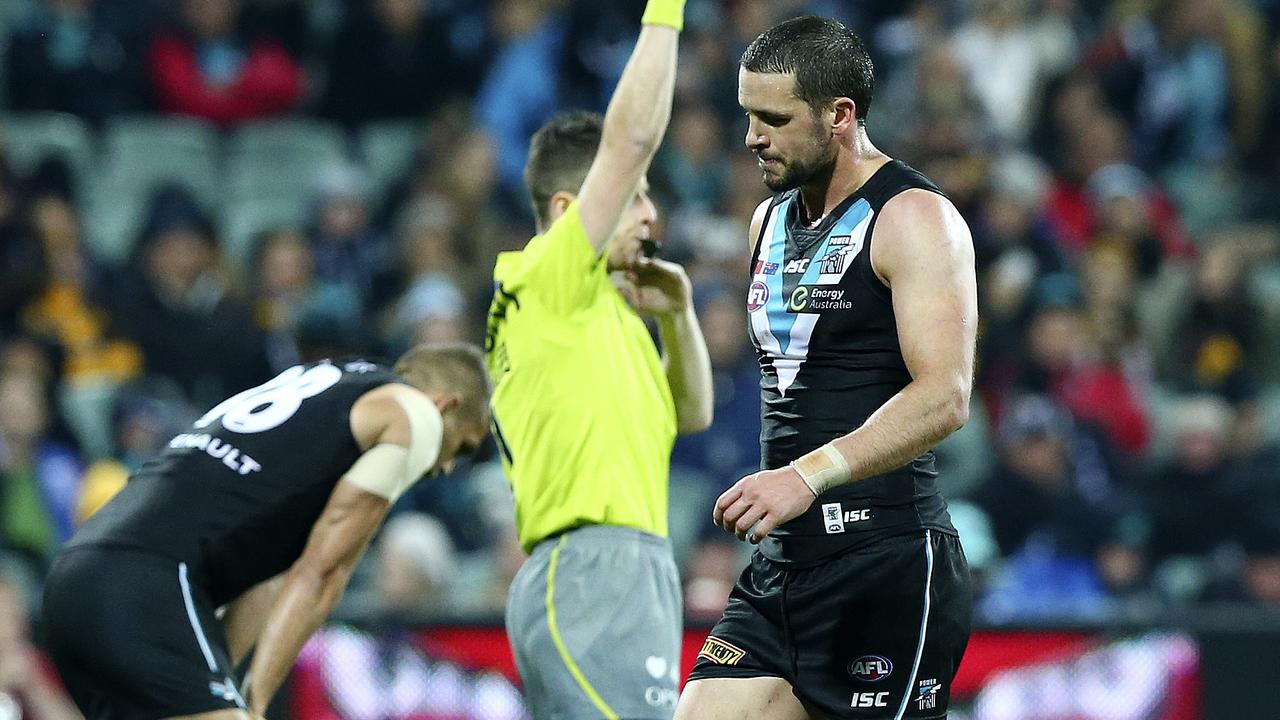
[
  {"xmin": 222, "ymin": 572, "xmax": 284, "ymax": 667},
  {"xmin": 794, "ymin": 190, "xmax": 977, "ymax": 494},
  {"xmin": 241, "ymin": 393, "xmax": 423, "ymax": 713},
  {"xmin": 574, "ymin": 0, "xmax": 683, "ymax": 251},
  {"xmin": 241, "ymin": 480, "xmax": 389, "ymax": 714},
  {"xmin": 9, "ymin": 662, "xmax": 81, "ymax": 720}
]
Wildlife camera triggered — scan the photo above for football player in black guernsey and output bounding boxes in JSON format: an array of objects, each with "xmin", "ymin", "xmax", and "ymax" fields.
[
  {"xmin": 42, "ymin": 343, "xmax": 491, "ymax": 720},
  {"xmin": 678, "ymin": 16, "xmax": 978, "ymax": 720}
]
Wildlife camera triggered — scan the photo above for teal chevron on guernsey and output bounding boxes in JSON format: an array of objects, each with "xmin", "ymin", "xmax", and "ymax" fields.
[{"xmin": 749, "ymin": 196, "xmax": 874, "ymax": 394}]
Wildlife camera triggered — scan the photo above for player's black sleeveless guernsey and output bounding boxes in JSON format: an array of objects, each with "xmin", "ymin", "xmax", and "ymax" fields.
[
  {"xmin": 67, "ymin": 359, "xmax": 404, "ymax": 606},
  {"xmin": 747, "ymin": 160, "xmax": 957, "ymax": 565}
]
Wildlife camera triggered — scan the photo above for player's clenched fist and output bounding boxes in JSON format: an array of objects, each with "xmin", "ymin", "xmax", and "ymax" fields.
[{"xmin": 714, "ymin": 466, "xmax": 816, "ymax": 543}]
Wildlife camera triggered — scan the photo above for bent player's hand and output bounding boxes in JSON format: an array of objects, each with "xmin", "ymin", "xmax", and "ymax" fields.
[
  {"xmin": 714, "ymin": 466, "xmax": 816, "ymax": 544},
  {"xmin": 0, "ymin": 641, "xmax": 34, "ymax": 690},
  {"xmin": 623, "ymin": 258, "xmax": 692, "ymax": 316}
]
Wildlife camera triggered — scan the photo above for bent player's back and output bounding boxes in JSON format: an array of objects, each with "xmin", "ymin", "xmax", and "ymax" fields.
[{"xmin": 67, "ymin": 359, "xmax": 404, "ymax": 606}]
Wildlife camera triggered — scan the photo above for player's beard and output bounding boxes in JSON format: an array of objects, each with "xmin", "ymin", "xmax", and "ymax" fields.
[{"xmin": 762, "ymin": 134, "xmax": 838, "ymax": 193}]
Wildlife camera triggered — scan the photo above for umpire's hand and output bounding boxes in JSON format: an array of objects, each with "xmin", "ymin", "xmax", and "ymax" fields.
[
  {"xmin": 618, "ymin": 257, "xmax": 693, "ymax": 316},
  {"xmin": 714, "ymin": 466, "xmax": 816, "ymax": 543}
]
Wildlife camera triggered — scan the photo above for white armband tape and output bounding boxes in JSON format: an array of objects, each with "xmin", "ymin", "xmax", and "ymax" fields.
[
  {"xmin": 390, "ymin": 386, "xmax": 443, "ymax": 497},
  {"xmin": 789, "ymin": 443, "xmax": 851, "ymax": 497},
  {"xmin": 344, "ymin": 387, "xmax": 445, "ymax": 502},
  {"xmin": 343, "ymin": 444, "xmax": 412, "ymax": 501}
]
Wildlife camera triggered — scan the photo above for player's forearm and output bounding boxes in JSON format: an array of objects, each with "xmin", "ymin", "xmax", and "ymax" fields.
[
  {"xmin": 599, "ymin": 5, "xmax": 681, "ymax": 160},
  {"xmin": 793, "ymin": 378, "xmax": 968, "ymax": 495},
  {"xmin": 658, "ymin": 305, "xmax": 714, "ymax": 435},
  {"xmin": 242, "ymin": 562, "xmax": 350, "ymax": 714}
]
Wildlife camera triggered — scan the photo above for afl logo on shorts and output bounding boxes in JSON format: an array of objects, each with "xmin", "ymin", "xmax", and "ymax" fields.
[
  {"xmin": 849, "ymin": 655, "xmax": 893, "ymax": 682},
  {"xmin": 747, "ymin": 281, "xmax": 769, "ymax": 312}
]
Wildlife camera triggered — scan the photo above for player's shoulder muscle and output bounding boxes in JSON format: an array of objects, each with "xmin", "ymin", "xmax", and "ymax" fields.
[
  {"xmin": 349, "ymin": 384, "xmax": 411, "ymax": 451},
  {"xmin": 870, "ymin": 188, "xmax": 973, "ymax": 287}
]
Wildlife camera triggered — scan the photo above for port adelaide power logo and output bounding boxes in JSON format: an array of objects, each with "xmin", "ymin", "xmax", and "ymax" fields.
[{"xmin": 849, "ymin": 655, "xmax": 893, "ymax": 682}]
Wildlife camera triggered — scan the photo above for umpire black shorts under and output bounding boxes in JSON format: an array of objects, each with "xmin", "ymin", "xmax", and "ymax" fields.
[
  {"xmin": 42, "ymin": 545, "xmax": 246, "ymax": 720},
  {"xmin": 689, "ymin": 529, "xmax": 971, "ymax": 719}
]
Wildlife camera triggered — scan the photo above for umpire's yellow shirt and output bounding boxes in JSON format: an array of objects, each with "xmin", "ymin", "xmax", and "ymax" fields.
[{"xmin": 486, "ymin": 202, "xmax": 677, "ymax": 553}]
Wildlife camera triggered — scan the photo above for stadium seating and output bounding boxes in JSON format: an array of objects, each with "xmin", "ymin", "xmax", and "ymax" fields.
[
  {"xmin": 358, "ymin": 120, "xmax": 423, "ymax": 204},
  {"xmin": 220, "ymin": 195, "xmax": 311, "ymax": 269},
  {"xmin": 101, "ymin": 116, "xmax": 221, "ymax": 208},
  {"xmin": 0, "ymin": 112, "xmax": 94, "ymax": 190},
  {"xmin": 227, "ymin": 119, "xmax": 349, "ymax": 201}
]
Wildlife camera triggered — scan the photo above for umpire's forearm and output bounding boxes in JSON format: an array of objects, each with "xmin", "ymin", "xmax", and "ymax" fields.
[
  {"xmin": 659, "ymin": 305, "xmax": 713, "ymax": 435},
  {"xmin": 599, "ymin": 20, "xmax": 679, "ymax": 159}
]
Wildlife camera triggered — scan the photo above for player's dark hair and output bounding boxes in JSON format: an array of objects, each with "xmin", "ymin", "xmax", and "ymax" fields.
[
  {"xmin": 741, "ymin": 16, "xmax": 875, "ymax": 121},
  {"xmin": 524, "ymin": 110, "xmax": 603, "ymax": 231},
  {"xmin": 394, "ymin": 343, "xmax": 492, "ymax": 424}
]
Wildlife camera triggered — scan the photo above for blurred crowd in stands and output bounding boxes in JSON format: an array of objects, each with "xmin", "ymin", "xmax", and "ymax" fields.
[{"xmin": 2, "ymin": 0, "xmax": 1280, "ymax": 644}]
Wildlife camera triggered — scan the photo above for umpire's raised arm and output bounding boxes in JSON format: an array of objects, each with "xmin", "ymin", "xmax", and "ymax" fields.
[{"xmin": 574, "ymin": 0, "xmax": 683, "ymax": 252}]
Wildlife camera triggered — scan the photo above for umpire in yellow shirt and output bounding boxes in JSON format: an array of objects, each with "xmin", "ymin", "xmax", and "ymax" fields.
[{"xmin": 483, "ymin": 1, "xmax": 711, "ymax": 717}]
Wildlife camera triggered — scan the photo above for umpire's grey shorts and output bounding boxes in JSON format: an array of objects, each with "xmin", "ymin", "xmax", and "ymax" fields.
[{"xmin": 507, "ymin": 525, "xmax": 683, "ymax": 719}]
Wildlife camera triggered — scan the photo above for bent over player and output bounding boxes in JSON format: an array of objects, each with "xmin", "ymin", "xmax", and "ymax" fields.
[
  {"xmin": 484, "ymin": 0, "xmax": 714, "ymax": 718},
  {"xmin": 42, "ymin": 343, "xmax": 490, "ymax": 720},
  {"xmin": 677, "ymin": 17, "xmax": 977, "ymax": 720}
]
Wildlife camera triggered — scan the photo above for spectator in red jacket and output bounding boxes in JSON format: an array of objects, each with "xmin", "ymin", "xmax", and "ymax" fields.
[{"xmin": 146, "ymin": 0, "xmax": 303, "ymax": 125}]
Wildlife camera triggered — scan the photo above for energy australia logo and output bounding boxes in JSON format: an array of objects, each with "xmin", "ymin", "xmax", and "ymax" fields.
[{"xmin": 787, "ymin": 286, "xmax": 852, "ymax": 313}]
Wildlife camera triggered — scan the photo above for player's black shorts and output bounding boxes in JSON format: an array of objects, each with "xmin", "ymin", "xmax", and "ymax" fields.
[
  {"xmin": 689, "ymin": 529, "xmax": 971, "ymax": 719},
  {"xmin": 42, "ymin": 545, "xmax": 246, "ymax": 720}
]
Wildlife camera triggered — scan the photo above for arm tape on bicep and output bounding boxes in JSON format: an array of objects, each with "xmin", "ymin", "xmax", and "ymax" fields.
[
  {"xmin": 343, "ymin": 388, "xmax": 444, "ymax": 502},
  {"xmin": 342, "ymin": 444, "xmax": 413, "ymax": 501},
  {"xmin": 393, "ymin": 389, "xmax": 443, "ymax": 492}
]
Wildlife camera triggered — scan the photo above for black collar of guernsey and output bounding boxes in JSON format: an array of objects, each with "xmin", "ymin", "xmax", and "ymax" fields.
[{"xmin": 785, "ymin": 159, "xmax": 901, "ymax": 239}]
